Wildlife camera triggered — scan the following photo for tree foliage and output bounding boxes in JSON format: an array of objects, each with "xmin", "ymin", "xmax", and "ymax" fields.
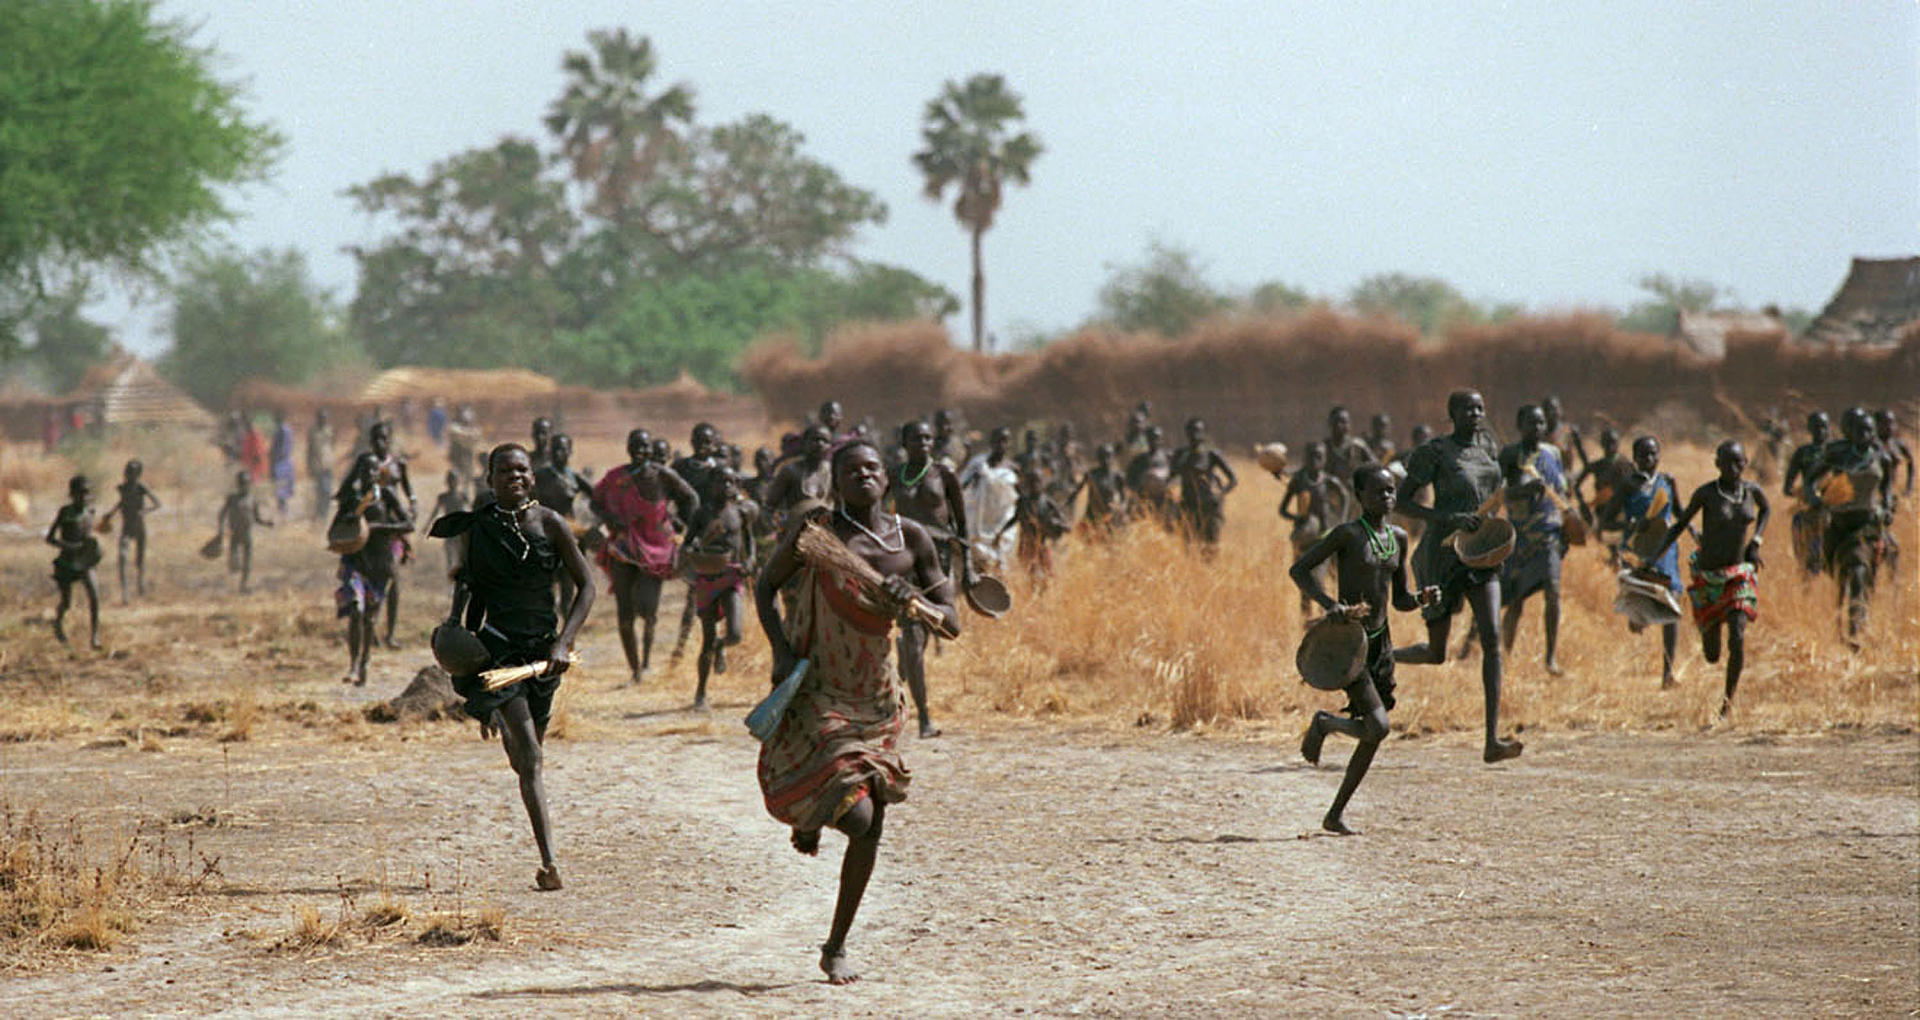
[
  {"xmin": 1096, "ymin": 241, "xmax": 1231, "ymax": 337},
  {"xmin": 0, "ymin": 0, "xmax": 279, "ymax": 342},
  {"xmin": 163, "ymin": 248, "xmax": 360, "ymax": 407},
  {"xmin": 1615, "ymin": 273, "xmax": 1723, "ymax": 335},
  {"xmin": 1347, "ymin": 273, "xmax": 1485, "ymax": 337},
  {"xmin": 912, "ymin": 73, "xmax": 1043, "ymax": 351},
  {"xmin": 343, "ymin": 31, "xmax": 935, "ymax": 389},
  {"xmin": 17, "ymin": 282, "xmax": 112, "ymax": 393}
]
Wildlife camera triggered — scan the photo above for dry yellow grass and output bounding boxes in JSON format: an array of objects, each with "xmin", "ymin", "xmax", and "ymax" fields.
[{"xmin": 945, "ymin": 447, "xmax": 1917, "ymax": 738}]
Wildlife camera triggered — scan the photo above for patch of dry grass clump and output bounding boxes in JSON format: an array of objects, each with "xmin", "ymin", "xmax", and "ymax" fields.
[
  {"xmin": 0, "ymin": 800, "xmax": 222, "ymax": 959},
  {"xmin": 270, "ymin": 871, "xmax": 505, "ymax": 955}
]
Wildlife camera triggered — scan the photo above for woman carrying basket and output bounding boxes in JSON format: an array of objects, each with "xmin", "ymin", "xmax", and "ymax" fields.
[{"xmin": 752, "ymin": 439, "xmax": 959, "ymax": 985}]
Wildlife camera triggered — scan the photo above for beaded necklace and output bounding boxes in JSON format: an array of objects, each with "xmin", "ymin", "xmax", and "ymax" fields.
[{"xmin": 1359, "ymin": 515, "xmax": 1396, "ymax": 561}]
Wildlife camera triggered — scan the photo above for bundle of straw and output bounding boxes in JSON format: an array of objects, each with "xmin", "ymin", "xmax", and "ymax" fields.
[{"xmin": 796, "ymin": 520, "xmax": 958, "ymax": 639}]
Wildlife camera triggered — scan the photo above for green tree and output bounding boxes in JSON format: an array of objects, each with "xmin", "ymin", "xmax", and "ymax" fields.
[
  {"xmin": 0, "ymin": 0, "xmax": 279, "ymax": 347},
  {"xmin": 1347, "ymin": 273, "xmax": 1483, "ymax": 336},
  {"xmin": 1247, "ymin": 280, "xmax": 1313, "ymax": 316},
  {"xmin": 1096, "ymin": 241, "xmax": 1230, "ymax": 337},
  {"xmin": 344, "ymin": 139, "xmax": 578, "ymax": 368},
  {"xmin": 543, "ymin": 28, "xmax": 695, "ymax": 222},
  {"xmin": 1616, "ymin": 273, "xmax": 1723, "ymax": 335},
  {"xmin": 912, "ymin": 73, "xmax": 1043, "ymax": 352},
  {"xmin": 163, "ymin": 248, "xmax": 362, "ymax": 407},
  {"xmin": 20, "ymin": 281, "xmax": 112, "ymax": 393},
  {"xmin": 620, "ymin": 114, "xmax": 888, "ymax": 269}
]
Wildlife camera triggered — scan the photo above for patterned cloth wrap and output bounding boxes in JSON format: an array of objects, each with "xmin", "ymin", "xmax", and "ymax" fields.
[
  {"xmin": 592, "ymin": 466, "xmax": 678, "ymax": 578},
  {"xmin": 1686, "ymin": 555, "xmax": 1759, "ymax": 629},
  {"xmin": 1622, "ymin": 473, "xmax": 1683, "ymax": 593},
  {"xmin": 757, "ymin": 562, "xmax": 910, "ymax": 832},
  {"xmin": 693, "ymin": 561, "xmax": 749, "ymax": 617},
  {"xmin": 334, "ymin": 558, "xmax": 386, "ymax": 618},
  {"xmin": 1500, "ymin": 445, "xmax": 1567, "ymax": 603}
]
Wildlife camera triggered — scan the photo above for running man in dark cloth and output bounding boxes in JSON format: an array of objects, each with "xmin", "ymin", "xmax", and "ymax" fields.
[
  {"xmin": 103, "ymin": 459, "xmax": 160, "ymax": 603},
  {"xmin": 1318, "ymin": 405, "xmax": 1377, "ymax": 506},
  {"xmin": 1603, "ymin": 436, "xmax": 1685, "ymax": 688},
  {"xmin": 1292, "ymin": 465, "xmax": 1440, "ymax": 834},
  {"xmin": 1069, "ymin": 443, "xmax": 1130, "ymax": 537},
  {"xmin": 1366, "ymin": 412, "xmax": 1397, "ymax": 462},
  {"xmin": 1392, "ymin": 389, "xmax": 1524, "ymax": 763},
  {"xmin": 46, "ymin": 475, "xmax": 103, "ymax": 648},
  {"xmin": 534, "ymin": 433, "xmax": 596, "ymax": 611},
  {"xmin": 1805, "ymin": 407, "xmax": 1893, "ymax": 646},
  {"xmin": 528, "ymin": 416, "xmax": 554, "ymax": 472},
  {"xmin": 1172, "ymin": 416, "xmax": 1237, "ymax": 548},
  {"xmin": 766, "ymin": 424, "xmax": 834, "ymax": 524},
  {"xmin": 1646, "ymin": 440, "xmax": 1769, "ymax": 716},
  {"xmin": 1048, "ymin": 422, "xmax": 1084, "ymax": 501},
  {"xmin": 754, "ymin": 439, "xmax": 959, "ymax": 985},
  {"xmin": 1124, "ymin": 424, "xmax": 1175, "ymax": 528},
  {"xmin": 1282, "ymin": 442, "xmax": 1347, "ymax": 616},
  {"xmin": 307, "ymin": 408, "xmax": 336, "ymax": 522},
  {"xmin": 888, "ymin": 420, "xmax": 969, "ymax": 738},
  {"xmin": 433, "ymin": 443, "xmax": 595, "ymax": 892},
  {"xmin": 341, "ymin": 421, "xmax": 416, "ymax": 648},
  {"xmin": 670, "ymin": 424, "xmax": 729, "ymax": 665},
  {"xmin": 1390, "ymin": 423, "xmax": 1433, "ymax": 542},
  {"xmin": 335, "ymin": 454, "xmax": 414, "ymax": 685},
  {"xmin": 683, "ymin": 469, "xmax": 758, "ymax": 708},
  {"xmin": 1780, "ymin": 411, "xmax": 1831, "ymax": 575},
  {"xmin": 592, "ymin": 429, "xmax": 699, "ymax": 684},
  {"xmin": 1497, "ymin": 404, "xmax": 1570, "ymax": 676},
  {"xmin": 217, "ymin": 470, "xmax": 275, "ymax": 593},
  {"xmin": 818, "ymin": 400, "xmax": 847, "ymax": 441}
]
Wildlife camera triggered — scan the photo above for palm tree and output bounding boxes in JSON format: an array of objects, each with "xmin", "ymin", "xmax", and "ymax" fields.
[
  {"xmin": 543, "ymin": 29, "xmax": 695, "ymax": 221},
  {"xmin": 912, "ymin": 74, "xmax": 1042, "ymax": 353}
]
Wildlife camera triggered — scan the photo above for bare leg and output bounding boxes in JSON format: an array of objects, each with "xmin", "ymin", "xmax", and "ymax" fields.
[
  {"xmin": 1720, "ymin": 615, "xmax": 1747, "ymax": 717},
  {"xmin": 633, "ymin": 575, "xmax": 663, "ymax": 676},
  {"xmin": 694, "ymin": 613, "xmax": 717, "ymax": 709},
  {"xmin": 820, "ymin": 795, "xmax": 884, "ymax": 985},
  {"xmin": 1542, "ymin": 583, "xmax": 1562, "ymax": 675},
  {"xmin": 1393, "ymin": 614, "xmax": 1452, "ymax": 665},
  {"xmin": 1466, "ymin": 580, "xmax": 1521, "ymax": 762},
  {"xmin": 383, "ymin": 578, "xmax": 401, "ymax": 648},
  {"xmin": 670, "ymin": 581, "xmax": 696, "ymax": 664},
  {"xmin": 1304, "ymin": 680, "xmax": 1390, "ymax": 834},
  {"xmin": 117, "ymin": 537, "xmax": 130, "ymax": 604},
  {"xmin": 1500, "ymin": 599, "xmax": 1523, "ymax": 654},
  {"xmin": 81, "ymin": 574, "xmax": 100, "ymax": 649},
  {"xmin": 496, "ymin": 697, "xmax": 559, "ymax": 888},
  {"xmin": 896, "ymin": 621, "xmax": 939, "ymax": 738},
  {"xmin": 1659, "ymin": 622, "xmax": 1678, "ymax": 687},
  {"xmin": 238, "ymin": 539, "xmax": 253, "ymax": 593},
  {"xmin": 344, "ymin": 610, "xmax": 365, "ymax": 681},
  {"xmin": 134, "ymin": 532, "xmax": 147, "ymax": 596},
  {"xmin": 54, "ymin": 580, "xmax": 72, "ymax": 644},
  {"xmin": 610, "ymin": 564, "xmax": 641, "ymax": 682}
]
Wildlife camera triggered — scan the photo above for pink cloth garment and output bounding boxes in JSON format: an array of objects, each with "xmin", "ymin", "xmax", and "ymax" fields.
[{"xmin": 593, "ymin": 467, "xmax": 678, "ymax": 578}]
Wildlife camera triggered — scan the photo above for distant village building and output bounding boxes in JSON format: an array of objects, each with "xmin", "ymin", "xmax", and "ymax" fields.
[
  {"xmin": 1799, "ymin": 256, "xmax": 1920, "ymax": 350},
  {"xmin": 71, "ymin": 348, "xmax": 215, "ymax": 431},
  {"xmin": 1673, "ymin": 307, "xmax": 1786, "ymax": 360}
]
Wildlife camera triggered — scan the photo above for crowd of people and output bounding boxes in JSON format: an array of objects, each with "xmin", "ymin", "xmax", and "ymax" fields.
[{"xmin": 33, "ymin": 388, "xmax": 1911, "ymax": 985}]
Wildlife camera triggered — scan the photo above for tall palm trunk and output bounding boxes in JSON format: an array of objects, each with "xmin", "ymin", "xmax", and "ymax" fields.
[{"xmin": 970, "ymin": 225, "xmax": 986, "ymax": 353}]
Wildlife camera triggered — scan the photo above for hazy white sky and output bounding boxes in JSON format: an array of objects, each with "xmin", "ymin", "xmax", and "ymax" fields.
[{"xmin": 116, "ymin": 0, "xmax": 1919, "ymax": 354}]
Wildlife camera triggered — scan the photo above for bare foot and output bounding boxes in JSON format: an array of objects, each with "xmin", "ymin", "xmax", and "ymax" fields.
[
  {"xmin": 714, "ymin": 647, "xmax": 728, "ymax": 674},
  {"xmin": 1322, "ymin": 813, "xmax": 1359, "ymax": 835},
  {"xmin": 1299, "ymin": 712, "xmax": 1327, "ymax": 766},
  {"xmin": 1544, "ymin": 660, "xmax": 1564, "ymax": 677},
  {"xmin": 693, "ymin": 697, "xmax": 709, "ymax": 711},
  {"xmin": 89, "ymin": 636, "xmax": 102, "ymax": 652},
  {"xmin": 1483, "ymin": 738, "xmax": 1524, "ymax": 763},
  {"xmin": 919, "ymin": 722, "xmax": 941, "ymax": 739},
  {"xmin": 819, "ymin": 944, "xmax": 858, "ymax": 985},
  {"xmin": 382, "ymin": 636, "xmax": 400, "ymax": 650},
  {"xmin": 52, "ymin": 620, "xmax": 67, "ymax": 646},
  {"xmin": 790, "ymin": 828, "xmax": 820, "ymax": 856},
  {"xmin": 1660, "ymin": 675, "xmax": 1676, "ymax": 690},
  {"xmin": 535, "ymin": 865, "xmax": 562, "ymax": 891}
]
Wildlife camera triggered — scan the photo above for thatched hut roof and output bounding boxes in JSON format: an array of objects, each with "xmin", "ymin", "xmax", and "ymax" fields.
[
  {"xmin": 1801, "ymin": 256, "xmax": 1920, "ymax": 350},
  {"xmin": 1673, "ymin": 308, "xmax": 1786, "ymax": 360},
  {"xmin": 71, "ymin": 349, "xmax": 215, "ymax": 430}
]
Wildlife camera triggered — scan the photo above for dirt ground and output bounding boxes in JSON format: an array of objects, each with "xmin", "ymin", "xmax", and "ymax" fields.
[{"xmin": 3, "ymin": 713, "xmax": 1914, "ymax": 1017}]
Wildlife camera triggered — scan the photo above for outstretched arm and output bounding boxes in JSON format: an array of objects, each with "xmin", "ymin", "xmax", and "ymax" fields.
[
  {"xmin": 1749, "ymin": 485, "xmax": 1771, "ymax": 564},
  {"xmin": 1390, "ymin": 529, "xmax": 1423, "ymax": 612},
  {"xmin": 1212, "ymin": 451, "xmax": 1237, "ymax": 495},
  {"xmin": 754, "ymin": 523, "xmax": 807, "ymax": 683},
  {"xmin": 940, "ymin": 465, "xmax": 969, "ymax": 541}
]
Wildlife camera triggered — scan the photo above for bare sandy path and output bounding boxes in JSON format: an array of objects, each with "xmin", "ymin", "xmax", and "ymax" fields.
[{"xmin": 4, "ymin": 719, "xmax": 1914, "ymax": 1018}]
